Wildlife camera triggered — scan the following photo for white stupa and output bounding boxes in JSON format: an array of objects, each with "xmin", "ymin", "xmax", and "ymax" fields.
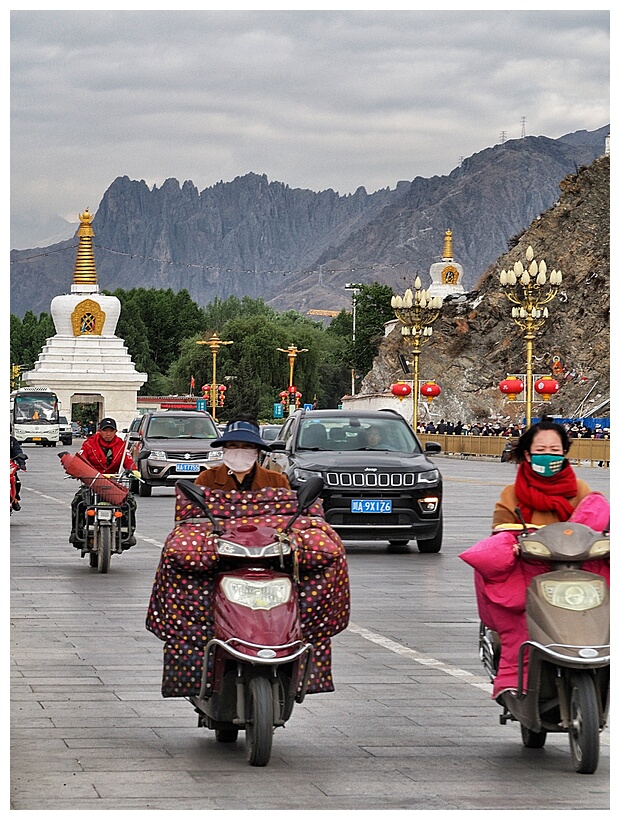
[
  {"xmin": 22, "ymin": 208, "xmax": 147, "ymax": 429},
  {"xmin": 427, "ymin": 229, "xmax": 465, "ymax": 299}
]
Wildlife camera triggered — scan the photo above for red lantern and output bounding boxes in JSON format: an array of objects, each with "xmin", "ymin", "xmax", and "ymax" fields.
[
  {"xmin": 534, "ymin": 376, "xmax": 560, "ymax": 401},
  {"xmin": 420, "ymin": 381, "xmax": 441, "ymax": 403},
  {"xmin": 201, "ymin": 384, "xmax": 210, "ymax": 396},
  {"xmin": 218, "ymin": 384, "xmax": 227, "ymax": 406},
  {"xmin": 279, "ymin": 391, "xmax": 288, "ymax": 400},
  {"xmin": 391, "ymin": 382, "xmax": 412, "ymax": 402},
  {"xmin": 499, "ymin": 376, "xmax": 524, "ymax": 401}
]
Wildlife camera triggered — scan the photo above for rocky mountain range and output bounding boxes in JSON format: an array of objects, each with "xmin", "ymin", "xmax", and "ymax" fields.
[
  {"xmin": 10, "ymin": 126, "xmax": 608, "ymax": 319},
  {"xmin": 360, "ymin": 153, "xmax": 610, "ymax": 424}
]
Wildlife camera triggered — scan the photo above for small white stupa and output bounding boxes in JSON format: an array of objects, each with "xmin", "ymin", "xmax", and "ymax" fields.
[
  {"xmin": 22, "ymin": 208, "xmax": 147, "ymax": 429},
  {"xmin": 427, "ymin": 229, "xmax": 465, "ymax": 299}
]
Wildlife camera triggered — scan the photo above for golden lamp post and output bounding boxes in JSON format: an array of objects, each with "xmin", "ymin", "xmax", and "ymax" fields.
[
  {"xmin": 277, "ymin": 344, "xmax": 308, "ymax": 412},
  {"xmin": 391, "ymin": 278, "xmax": 442, "ymax": 433},
  {"xmin": 499, "ymin": 246, "xmax": 562, "ymax": 428},
  {"xmin": 196, "ymin": 332, "xmax": 233, "ymax": 421}
]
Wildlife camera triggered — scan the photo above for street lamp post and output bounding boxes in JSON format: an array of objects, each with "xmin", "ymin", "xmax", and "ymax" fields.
[
  {"xmin": 391, "ymin": 277, "xmax": 442, "ymax": 432},
  {"xmin": 277, "ymin": 344, "xmax": 308, "ymax": 413},
  {"xmin": 196, "ymin": 332, "xmax": 233, "ymax": 422},
  {"xmin": 499, "ymin": 246, "xmax": 562, "ymax": 428},
  {"xmin": 345, "ymin": 283, "xmax": 362, "ymax": 395}
]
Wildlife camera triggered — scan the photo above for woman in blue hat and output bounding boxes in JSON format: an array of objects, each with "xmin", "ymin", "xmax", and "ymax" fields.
[{"xmin": 195, "ymin": 415, "xmax": 290, "ymax": 491}]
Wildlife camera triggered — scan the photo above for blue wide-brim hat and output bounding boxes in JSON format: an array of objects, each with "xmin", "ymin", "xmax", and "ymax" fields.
[{"xmin": 211, "ymin": 419, "xmax": 272, "ymax": 451}]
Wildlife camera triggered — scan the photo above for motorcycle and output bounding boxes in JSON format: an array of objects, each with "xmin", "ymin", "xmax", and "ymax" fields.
[
  {"xmin": 478, "ymin": 519, "xmax": 610, "ymax": 774},
  {"xmin": 174, "ymin": 475, "xmax": 330, "ymax": 767},
  {"xmin": 58, "ymin": 435, "xmax": 145, "ymax": 574}
]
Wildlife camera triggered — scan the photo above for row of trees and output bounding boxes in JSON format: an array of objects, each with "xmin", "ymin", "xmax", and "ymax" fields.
[{"xmin": 10, "ymin": 284, "xmax": 395, "ymax": 420}]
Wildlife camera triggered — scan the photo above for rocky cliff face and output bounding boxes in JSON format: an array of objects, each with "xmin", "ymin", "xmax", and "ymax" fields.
[
  {"xmin": 10, "ymin": 127, "xmax": 608, "ymax": 319},
  {"xmin": 360, "ymin": 154, "xmax": 610, "ymax": 425}
]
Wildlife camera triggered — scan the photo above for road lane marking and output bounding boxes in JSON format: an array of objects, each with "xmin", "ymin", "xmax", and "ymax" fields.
[
  {"xmin": 347, "ymin": 621, "xmax": 493, "ymax": 693},
  {"xmin": 347, "ymin": 623, "xmax": 611, "ymax": 744}
]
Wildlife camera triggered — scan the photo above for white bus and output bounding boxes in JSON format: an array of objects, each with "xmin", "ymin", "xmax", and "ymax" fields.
[{"xmin": 10, "ymin": 387, "xmax": 61, "ymax": 446}]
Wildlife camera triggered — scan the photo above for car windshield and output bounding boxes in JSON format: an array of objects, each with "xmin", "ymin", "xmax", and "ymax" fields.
[
  {"xmin": 146, "ymin": 416, "xmax": 217, "ymax": 440},
  {"xmin": 297, "ymin": 417, "xmax": 422, "ymax": 454}
]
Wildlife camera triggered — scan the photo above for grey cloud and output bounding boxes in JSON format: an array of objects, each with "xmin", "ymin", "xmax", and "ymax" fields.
[{"xmin": 10, "ymin": 9, "xmax": 609, "ymax": 248}]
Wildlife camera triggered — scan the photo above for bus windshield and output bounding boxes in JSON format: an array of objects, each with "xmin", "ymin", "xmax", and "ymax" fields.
[{"xmin": 13, "ymin": 393, "xmax": 60, "ymax": 425}]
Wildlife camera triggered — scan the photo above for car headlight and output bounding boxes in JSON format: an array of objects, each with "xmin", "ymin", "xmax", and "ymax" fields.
[
  {"xmin": 220, "ymin": 576, "xmax": 292, "ymax": 610},
  {"xmin": 150, "ymin": 450, "xmax": 166, "ymax": 460},
  {"xmin": 417, "ymin": 469, "xmax": 440, "ymax": 484},
  {"xmin": 540, "ymin": 578, "xmax": 606, "ymax": 611},
  {"xmin": 208, "ymin": 448, "xmax": 223, "ymax": 460},
  {"xmin": 293, "ymin": 467, "xmax": 322, "ymax": 483}
]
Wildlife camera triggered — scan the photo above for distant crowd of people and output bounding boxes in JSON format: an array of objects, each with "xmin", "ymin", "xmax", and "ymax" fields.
[{"xmin": 417, "ymin": 419, "xmax": 610, "ymax": 439}]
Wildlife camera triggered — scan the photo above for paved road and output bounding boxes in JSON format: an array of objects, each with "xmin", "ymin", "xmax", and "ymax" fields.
[{"xmin": 10, "ymin": 444, "xmax": 610, "ymax": 810}]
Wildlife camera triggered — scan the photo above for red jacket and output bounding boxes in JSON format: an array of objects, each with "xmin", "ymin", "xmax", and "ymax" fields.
[{"xmin": 78, "ymin": 432, "xmax": 136, "ymax": 474}]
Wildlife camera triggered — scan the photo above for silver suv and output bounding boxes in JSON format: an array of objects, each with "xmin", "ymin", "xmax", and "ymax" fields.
[
  {"xmin": 129, "ymin": 410, "xmax": 222, "ymax": 497},
  {"xmin": 58, "ymin": 416, "xmax": 73, "ymax": 446}
]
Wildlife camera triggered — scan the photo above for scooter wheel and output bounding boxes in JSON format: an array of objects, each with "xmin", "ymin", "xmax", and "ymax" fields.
[
  {"xmin": 245, "ymin": 676, "xmax": 274, "ymax": 767},
  {"xmin": 520, "ymin": 723, "xmax": 547, "ymax": 748},
  {"xmin": 568, "ymin": 671, "xmax": 600, "ymax": 774}
]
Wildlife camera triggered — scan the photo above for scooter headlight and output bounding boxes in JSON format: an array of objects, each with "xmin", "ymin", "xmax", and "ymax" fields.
[
  {"xmin": 540, "ymin": 578, "xmax": 606, "ymax": 611},
  {"xmin": 521, "ymin": 539, "xmax": 552, "ymax": 558},
  {"xmin": 588, "ymin": 538, "xmax": 610, "ymax": 558},
  {"xmin": 220, "ymin": 576, "xmax": 292, "ymax": 610}
]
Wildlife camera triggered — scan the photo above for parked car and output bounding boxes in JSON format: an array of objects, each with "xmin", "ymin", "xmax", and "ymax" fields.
[
  {"xmin": 260, "ymin": 424, "xmax": 282, "ymax": 443},
  {"xmin": 262, "ymin": 408, "xmax": 443, "ymax": 552},
  {"xmin": 58, "ymin": 416, "xmax": 73, "ymax": 446},
  {"xmin": 128, "ymin": 410, "xmax": 223, "ymax": 497}
]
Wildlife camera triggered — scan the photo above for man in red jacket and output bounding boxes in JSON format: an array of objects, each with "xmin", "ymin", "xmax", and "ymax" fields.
[{"xmin": 70, "ymin": 418, "xmax": 138, "ymax": 546}]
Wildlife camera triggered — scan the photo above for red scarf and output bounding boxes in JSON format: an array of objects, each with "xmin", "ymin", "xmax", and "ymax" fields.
[{"xmin": 514, "ymin": 460, "xmax": 578, "ymax": 523}]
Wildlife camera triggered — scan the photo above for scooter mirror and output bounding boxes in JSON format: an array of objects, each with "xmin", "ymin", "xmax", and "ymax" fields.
[
  {"xmin": 295, "ymin": 476, "xmax": 324, "ymax": 512},
  {"xmin": 176, "ymin": 479, "xmax": 221, "ymax": 533}
]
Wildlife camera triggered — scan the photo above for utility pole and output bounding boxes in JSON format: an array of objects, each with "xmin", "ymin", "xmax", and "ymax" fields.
[{"xmin": 344, "ymin": 283, "xmax": 362, "ymax": 395}]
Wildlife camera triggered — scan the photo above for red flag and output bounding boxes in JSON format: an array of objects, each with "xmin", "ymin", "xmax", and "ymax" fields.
[{"xmin": 190, "ymin": 375, "xmax": 195, "ymax": 390}]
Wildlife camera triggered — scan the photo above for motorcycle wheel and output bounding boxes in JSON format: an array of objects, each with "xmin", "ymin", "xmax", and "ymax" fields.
[
  {"xmin": 520, "ymin": 723, "xmax": 547, "ymax": 748},
  {"xmin": 568, "ymin": 671, "xmax": 600, "ymax": 774},
  {"xmin": 97, "ymin": 527, "xmax": 111, "ymax": 574},
  {"xmin": 215, "ymin": 728, "xmax": 239, "ymax": 743},
  {"xmin": 245, "ymin": 676, "xmax": 274, "ymax": 767}
]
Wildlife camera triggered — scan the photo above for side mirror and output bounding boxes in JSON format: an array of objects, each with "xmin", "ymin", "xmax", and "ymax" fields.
[
  {"xmin": 136, "ymin": 449, "xmax": 151, "ymax": 462},
  {"xmin": 176, "ymin": 479, "xmax": 221, "ymax": 533},
  {"xmin": 296, "ymin": 476, "xmax": 324, "ymax": 511},
  {"xmin": 269, "ymin": 440, "xmax": 286, "ymax": 452},
  {"xmin": 425, "ymin": 441, "xmax": 441, "ymax": 453}
]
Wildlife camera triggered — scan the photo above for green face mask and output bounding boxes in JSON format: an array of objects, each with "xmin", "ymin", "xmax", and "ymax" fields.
[{"xmin": 530, "ymin": 453, "xmax": 565, "ymax": 477}]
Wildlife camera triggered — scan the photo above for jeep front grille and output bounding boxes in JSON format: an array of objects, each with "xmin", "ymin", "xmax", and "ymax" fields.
[{"xmin": 325, "ymin": 472, "xmax": 417, "ymax": 487}]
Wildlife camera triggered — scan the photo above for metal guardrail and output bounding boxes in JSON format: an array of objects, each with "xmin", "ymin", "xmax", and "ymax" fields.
[{"xmin": 419, "ymin": 434, "xmax": 610, "ymax": 467}]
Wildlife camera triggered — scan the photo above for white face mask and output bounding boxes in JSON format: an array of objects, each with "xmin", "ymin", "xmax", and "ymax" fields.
[{"xmin": 222, "ymin": 447, "xmax": 258, "ymax": 474}]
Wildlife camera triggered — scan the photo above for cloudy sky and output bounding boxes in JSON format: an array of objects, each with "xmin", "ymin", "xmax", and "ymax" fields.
[{"xmin": 10, "ymin": 7, "xmax": 610, "ymax": 249}]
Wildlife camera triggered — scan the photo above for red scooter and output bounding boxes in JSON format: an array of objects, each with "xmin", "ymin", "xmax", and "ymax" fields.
[
  {"xmin": 175, "ymin": 477, "xmax": 324, "ymax": 766},
  {"xmin": 10, "ymin": 459, "xmax": 25, "ymax": 514}
]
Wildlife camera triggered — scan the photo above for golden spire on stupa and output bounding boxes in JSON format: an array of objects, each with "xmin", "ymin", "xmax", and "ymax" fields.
[
  {"xmin": 442, "ymin": 229, "xmax": 453, "ymax": 261},
  {"xmin": 72, "ymin": 208, "xmax": 98, "ymax": 286}
]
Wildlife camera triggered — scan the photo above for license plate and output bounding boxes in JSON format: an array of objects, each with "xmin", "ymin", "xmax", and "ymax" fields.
[
  {"xmin": 351, "ymin": 499, "xmax": 393, "ymax": 513},
  {"xmin": 176, "ymin": 463, "xmax": 200, "ymax": 473}
]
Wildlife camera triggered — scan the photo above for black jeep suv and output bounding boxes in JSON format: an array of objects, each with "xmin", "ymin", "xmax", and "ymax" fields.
[{"xmin": 262, "ymin": 408, "xmax": 443, "ymax": 552}]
